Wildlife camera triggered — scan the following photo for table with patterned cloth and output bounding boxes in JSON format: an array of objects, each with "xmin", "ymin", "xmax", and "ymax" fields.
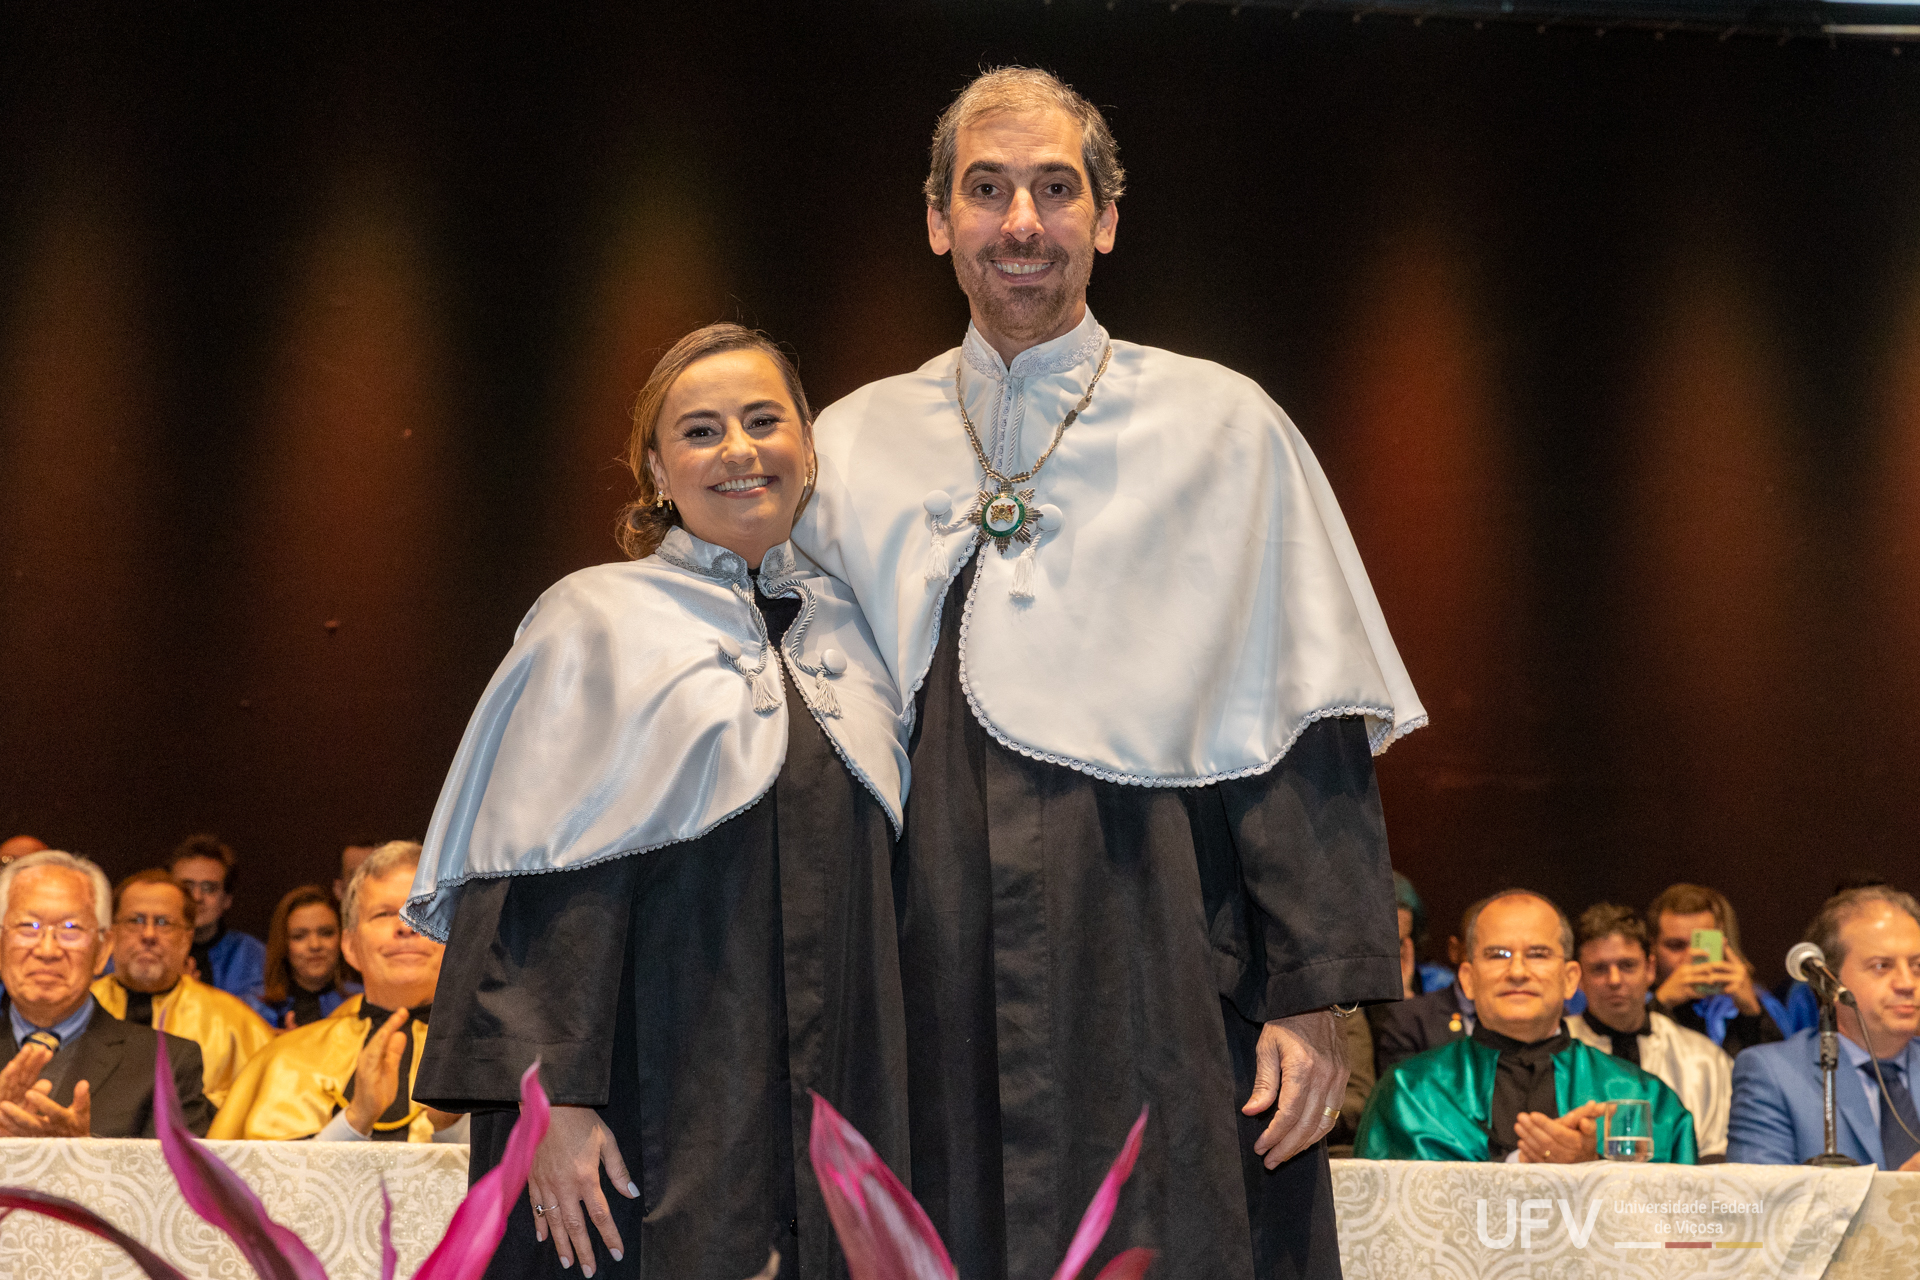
[
  {"xmin": 6, "ymin": 1141, "xmax": 1920, "ymax": 1279},
  {"xmin": 1331, "ymin": 1159, "xmax": 1920, "ymax": 1279},
  {"xmin": 0, "ymin": 1137, "xmax": 471, "ymax": 1279}
]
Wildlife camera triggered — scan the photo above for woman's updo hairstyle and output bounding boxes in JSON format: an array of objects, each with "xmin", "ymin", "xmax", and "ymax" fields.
[{"xmin": 616, "ymin": 323, "xmax": 815, "ymax": 560}]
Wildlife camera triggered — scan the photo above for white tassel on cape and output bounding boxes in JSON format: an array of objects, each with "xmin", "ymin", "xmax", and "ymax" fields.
[
  {"xmin": 812, "ymin": 675, "xmax": 842, "ymax": 717},
  {"xmin": 752, "ymin": 665, "xmax": 782, "ymax": 714}
]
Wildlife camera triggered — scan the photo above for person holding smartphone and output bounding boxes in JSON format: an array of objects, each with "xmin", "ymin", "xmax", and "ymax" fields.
[{"xmin": 1647, "ymin": 884, "xmax": 1786, "ymax": 1057}]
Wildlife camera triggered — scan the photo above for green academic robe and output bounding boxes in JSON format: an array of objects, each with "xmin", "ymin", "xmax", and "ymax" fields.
[{"xmin": 1353, "ymin": 1033, "xmax": 1698, "ymax": 1163}]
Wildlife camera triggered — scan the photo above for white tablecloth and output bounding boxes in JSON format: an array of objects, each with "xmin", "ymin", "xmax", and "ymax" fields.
[
  {"xmin": 0, "ymin": 1137, "xmax": 469, "ymax": 1279},
  {"xmin": 3, "ymin": 1139, "xmax": 1917, "ymax": 1279},
  {"xmin": 1331, "ymin": 1160, "xmax": 1920, "ymax": 1279}
]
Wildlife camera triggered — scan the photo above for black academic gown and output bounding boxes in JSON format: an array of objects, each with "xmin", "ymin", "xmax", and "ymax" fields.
[
  {"xmin": 416, "ymin": 590, "xmax": 909, "ymax": 1280},
  {"xmin": 900, "ymin": 563, "xmax": 1402, "ymax": 1280}
]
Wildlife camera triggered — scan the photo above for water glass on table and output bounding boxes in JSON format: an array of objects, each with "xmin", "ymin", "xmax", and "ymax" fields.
[{"xmin": 1601, "ymin": 1099, "xmax": 1653, "ymax": 1162}]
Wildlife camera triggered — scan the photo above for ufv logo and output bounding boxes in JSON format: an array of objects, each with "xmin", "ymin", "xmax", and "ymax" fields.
[{"xmin": 1475, "ymin": 1198, "xmax": 1604, "ymax": 1251}]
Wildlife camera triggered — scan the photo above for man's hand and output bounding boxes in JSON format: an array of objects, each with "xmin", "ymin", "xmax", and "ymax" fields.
[
  {"xmin": 1514, "ymin": 1100, "xmax": 1606, "ymax": 1164},
  {"xmin": 0, "ymin": 1042, "xmax": 54, "ymax": 1108},
  {"xmin": 1653, "ymin": 954, "xmax": 1720, "ymax": 1009},
  {"xmin": 1718, "ymin": 946, "xmax": 1763, "ymax": 1016},
  {"xmin": 1242, "ymin": 1009, "xmax": 1348, "ymax": 1169},
  {"xmin": 0, "ymin": 1079, "xmax": 90, "ymax": 1138},
  {"xmin": 343, "ymin": 1007, "xmax": 409, "ymax": 1136},
  {"xmin": 527, "ymin": 1105, "xmax": 640, "ymax": 1278},
  {"xmin": 1900, "ymin": 1151, "xmax": 1920, "ymax": 1173}
]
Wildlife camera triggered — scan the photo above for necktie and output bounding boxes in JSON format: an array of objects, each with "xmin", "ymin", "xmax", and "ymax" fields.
[{"xmin": 1871, "ymin": 1059, "xmax": 1920, "ymax": 1170}]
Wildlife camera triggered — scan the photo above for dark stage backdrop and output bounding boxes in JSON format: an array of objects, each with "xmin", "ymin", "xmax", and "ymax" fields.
[{"xmin": 3, "ymin": 2, "xmax": 1917, "ymax": 978}]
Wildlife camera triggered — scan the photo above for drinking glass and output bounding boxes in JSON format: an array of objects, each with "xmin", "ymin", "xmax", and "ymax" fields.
[{"xmin": 1601, "ymin": 1099, "xmax": 1654, "ymax": 1162}]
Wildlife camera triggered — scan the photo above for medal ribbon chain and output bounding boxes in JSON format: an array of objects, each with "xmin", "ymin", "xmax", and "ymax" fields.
[{"xmin": 955, "ymin": 343, "xmax": 1114, "ymax": 490}]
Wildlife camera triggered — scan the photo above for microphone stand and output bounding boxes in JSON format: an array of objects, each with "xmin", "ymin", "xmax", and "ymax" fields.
[{"xmin": 1805, "ymin": 984, "xmax": 1860, "ymax": 1168}]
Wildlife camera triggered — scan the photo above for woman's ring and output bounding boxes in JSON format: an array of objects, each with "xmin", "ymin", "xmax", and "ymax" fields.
[
  {"xmin": 1322, "ymin": 1106, "xmax": 1340, "ymax": 1121},
  {"xmin": 533, "ymin": 1204, "xmax": 547, "ymax": 1216}
]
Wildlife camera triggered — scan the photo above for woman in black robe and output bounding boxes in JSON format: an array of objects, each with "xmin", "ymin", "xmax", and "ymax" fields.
[{"xmin": 409, "ymin": 324, "xmax": 911, "ymax": 1280}]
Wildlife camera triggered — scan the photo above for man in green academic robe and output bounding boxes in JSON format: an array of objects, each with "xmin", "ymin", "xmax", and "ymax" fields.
[{"xmin": 1355, "ymin": 890, "xmax": 1696, "ymax": 1164}]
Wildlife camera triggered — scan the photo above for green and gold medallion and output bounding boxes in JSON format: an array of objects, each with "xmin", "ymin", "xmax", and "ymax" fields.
[
  {"xmin": 953, "ymin": 342, "xmax": 1112, "ymax": 557},
  {"xmin": 972, "ymin": 485, "xmax": 1037, "ymax": 552}
]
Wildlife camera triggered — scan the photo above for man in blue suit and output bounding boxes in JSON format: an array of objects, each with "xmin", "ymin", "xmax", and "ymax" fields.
[{"xmin": 1727, "ymin": 886, "xmax": 1920, "ymax": 1170}]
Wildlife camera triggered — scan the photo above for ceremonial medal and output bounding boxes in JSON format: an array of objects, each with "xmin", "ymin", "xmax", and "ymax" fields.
[
  {"xmin": 971, "ymin": 485, "xmax": 1037, "ymax": 552},
  {"xmin": 954, "ymin": 343, "xmax": 1113, "ymax": 557}
]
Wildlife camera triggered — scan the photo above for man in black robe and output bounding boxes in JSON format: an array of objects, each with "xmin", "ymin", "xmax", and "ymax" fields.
[{"xmin": 796, "ymin": 68, "xmax": 1421, "ymax": 1280}]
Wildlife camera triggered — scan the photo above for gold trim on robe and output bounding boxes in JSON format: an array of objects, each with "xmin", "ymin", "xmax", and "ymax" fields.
[
  {"xmin": 92, "ymin": 973, "xmax": 275, "ymax": 1109},
  {"xmin": 206, "ymin": 995, "xmax": 434, "ymax": 1141}
]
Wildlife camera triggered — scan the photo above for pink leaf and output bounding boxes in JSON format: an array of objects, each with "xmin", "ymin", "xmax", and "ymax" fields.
[
  {"xmin": 808, "ymin": 1092, "xmax": 954, "ymax": 1280},
  {"xmin": 0, "ymin": 1187, "xmax": 194, "ymax": 1280},
  {"xmin": 1048, "ymin": 1107, "xmax": 1148, "ymax": 1280},
  {"xmin": 379, "ymin": 1177, "xmax": 398, "ymax": 1280},
  {"xmin": 1090, "ymin": 1248, "xmax": 1155, "ymax": 1280},
  {"xmin": 412, "ymin": 1060, "xmax": 551, "ymax": 1280},
  {"xmin": 153, "ymin": 1031, "xmax": 331, "ymax": 1280}
]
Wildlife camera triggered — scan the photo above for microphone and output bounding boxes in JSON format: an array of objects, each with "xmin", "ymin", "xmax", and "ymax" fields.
[{"xmin": 1786, "ymin": 942, "xmax": 1856, "ymax": 1006}]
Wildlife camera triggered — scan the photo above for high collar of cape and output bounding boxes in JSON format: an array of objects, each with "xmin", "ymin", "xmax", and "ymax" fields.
[
  {"xmin": 794, "ymin": 309, "xmax": 1426, "ymax": 787},
  {"xmin": 403, "ymin": 528, "xmax": 909, "ymax": 941}
]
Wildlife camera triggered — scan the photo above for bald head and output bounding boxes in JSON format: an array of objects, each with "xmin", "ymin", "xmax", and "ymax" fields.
[
  {"xmin": 0, "ymin": 835, "xmax": 49, "ymax": 865},
  {"xmin": 1464, "ymin": 891, "xmax": 1574, "ymax": 959}
]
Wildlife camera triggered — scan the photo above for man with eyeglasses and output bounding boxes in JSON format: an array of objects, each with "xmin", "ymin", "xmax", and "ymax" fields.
[
  {"xmin": 165, "ymin": 833, "xmax": 267, "ymax": 1001},
  {"xmin": 90, "ymin": 869, "xmax": 273, "ymax": 1109},
  {"xmin": 1355, "ymin": 890, "xmax": 1696, "ymax": 1163},
  {"xmin": 0, "ymin": 850, "xmax": 214, "ymax": 1137}
]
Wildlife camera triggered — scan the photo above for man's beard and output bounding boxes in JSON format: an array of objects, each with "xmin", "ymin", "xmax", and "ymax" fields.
[
  {"xmin": 952, "ymin": 235, "xmax": 1095, "ymax": 347},
  {"xmin": 121, "ymin": 952, "xmax": 174, "ymax": 989}
]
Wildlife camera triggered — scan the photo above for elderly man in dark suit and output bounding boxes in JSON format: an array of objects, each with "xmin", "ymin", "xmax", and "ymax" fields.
[{"xmin": 0, "ymin": 849, "xmax": 212, "ymax": 1137}]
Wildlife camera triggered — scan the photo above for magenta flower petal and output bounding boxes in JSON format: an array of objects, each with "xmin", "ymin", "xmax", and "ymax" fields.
[
  {"xmin": 1090, "ymin": 1248, "xmax": 1155, "ymax": 1280},
  {"xmin": 153, "ymin": 1032, "xmax": 331, "ymax": 1280},
  {"xmin": 1048, "ymin": 1107, "xmax": 1148, "ymax": 1280},
  {"xmin": 0, "ymin": 1187, "xmax": 194, "ymax": 1280},
  {"xmin": 808, "ymin": 1092, "xmax": 954, "ymax": 1280},
  {"xmin": 379, "ymin": 1177, "xmax": 398, "ymax": 1280},
  {"xmin": 412, "ymin": 1060, "xmax": 551, "ymax": 1280}
]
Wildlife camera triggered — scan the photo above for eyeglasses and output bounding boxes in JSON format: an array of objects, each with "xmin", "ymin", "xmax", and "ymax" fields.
[
  {"xmin": 175, "ymin": 879, "xmax": 224, "ymax": 898},
  {"xmin": 5, "ymin": 920, "xmax": 104, "ymax": 948},
  {"xmin": 114, "ymin": 914, "xmax": 191, "ymax": 934},
  {"xmin": 1478, "ymin": 945, "xmax": 1565, "ymax": 973}
]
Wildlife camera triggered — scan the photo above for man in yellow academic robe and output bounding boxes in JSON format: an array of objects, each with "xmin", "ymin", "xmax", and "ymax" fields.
[
  {"xmin": 91, "ymin": 869, "xmax": 273, "ymax": 1109},
  {"xmin": 211, "ymin": 842, "xmax": 464, "ymax": 1142}
]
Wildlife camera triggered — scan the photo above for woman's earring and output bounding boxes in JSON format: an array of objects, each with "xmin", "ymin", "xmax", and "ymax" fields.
[{"xmin": 654, "ymin": 492, "xmax": 676, "ymax": 512}]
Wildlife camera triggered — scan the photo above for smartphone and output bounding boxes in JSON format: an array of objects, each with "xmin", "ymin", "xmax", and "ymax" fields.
[{"xmin": 1690, "ymin": 928, "xmax": 1725, "ymax": 996}]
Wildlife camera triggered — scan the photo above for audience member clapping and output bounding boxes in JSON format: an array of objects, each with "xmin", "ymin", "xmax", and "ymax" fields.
[
  {"xmin": 0, "ymin": 850, "xmax": 213, "ymax": 1137},
  {"xmin": 92, "ymin": 869, "xmax": 274, "ymax": 1109},
  {"xmin": 1727, "ymin": 886, "xmax": 1920, "ymax": 1170},
  {"xmin": 211, "ymin": 841, "xmax": 465, "ymax": 1142},
  {"xmin": 1565, "ymin": 902, "xmax": 1732, "ymax": 1158},
  {"xmin": 167, "ymin": 834, "xmax": 268, "ymax": 1002},
  {"xmin": 250, "ymin": 885, "xmax": 360, "ymax": 1028},
  {"xmin": 1648, "ymin": 883, "xmax": 1785, "ymax": 1056},
  {"xmin": 1356, "ymin": 890, "xmax": 1696, "ymax": 1163}
]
